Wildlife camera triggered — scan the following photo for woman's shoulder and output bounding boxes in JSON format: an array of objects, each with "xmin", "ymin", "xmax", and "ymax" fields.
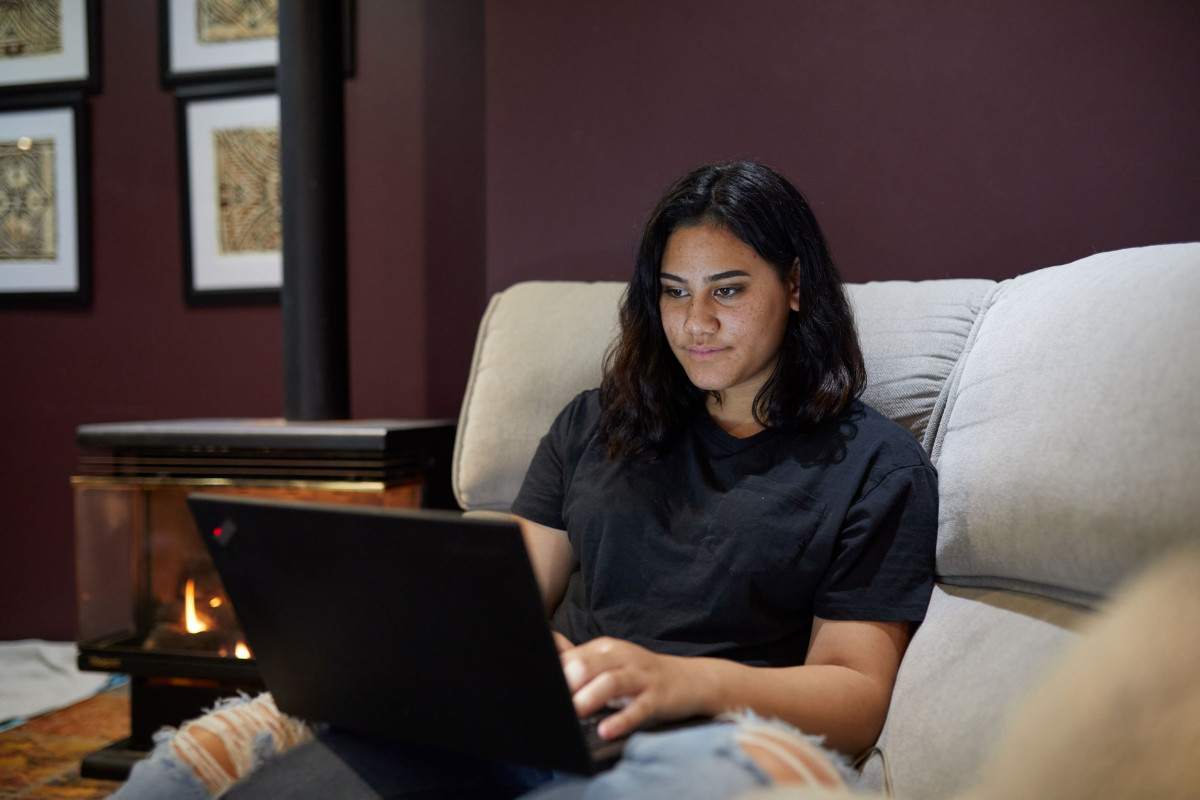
[
  {"xmin": 850, "ymin": 399, "xmax": 934, "ymax": 468},
  {"xmin": 558, "ymin": 387, "xmax": 602, "ymax": 422},
  {"xmin": 785, "ymin": 399, "xmax": 932, "ymax": 473},
  {"xmin": 543, "ymin": 388, "xmax": 604, "ymax": 444}
]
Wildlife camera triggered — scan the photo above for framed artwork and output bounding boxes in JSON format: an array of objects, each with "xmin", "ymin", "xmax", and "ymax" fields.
[
  {"xmin": 177, "ymin": 81, "xmax": 281, "ymax": 305},
  {"xmin": 161, "ymin": 0, "xmax": 278, "ymax": 87},
  {"xmin": 0, "ymin": 94, "xmax": 90, "ymax": 306},
  {"xmin": 160, "ymin": 0, "xmax": 355, "ymax": 86},
  {"xmin": 0, "ymin": 0, "xmax": 101, "ymax": 93}
]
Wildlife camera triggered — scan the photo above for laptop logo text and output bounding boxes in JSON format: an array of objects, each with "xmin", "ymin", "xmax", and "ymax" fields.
[{"xmin": 212, "ymin": 519, "xmax": 237, "ymax": 545}]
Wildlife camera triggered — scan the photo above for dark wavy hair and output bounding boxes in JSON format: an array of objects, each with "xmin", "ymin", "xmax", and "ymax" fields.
[{"xmin": 599, "ymin": 161, "xmax": 865, "ymax": 459}]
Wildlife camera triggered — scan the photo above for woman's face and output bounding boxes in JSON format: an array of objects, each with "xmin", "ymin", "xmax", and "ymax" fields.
[{"xmin": 659, "ymin": 223, "xmax": 799, "ymax": 419}]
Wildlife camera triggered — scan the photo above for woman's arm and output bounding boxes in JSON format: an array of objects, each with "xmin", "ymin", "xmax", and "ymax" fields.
[
  {"xmin": 562, "ymin": 616, "xmax": 911, "ymax": 756},
  {"xmin": 513, "ymin": 515, "xmax": 575, "ymax": 617}
]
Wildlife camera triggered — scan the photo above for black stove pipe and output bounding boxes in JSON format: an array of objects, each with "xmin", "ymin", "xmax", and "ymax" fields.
[{"xmin": 279, "ymin": 0, "xmax": 349, "ymax": 420}]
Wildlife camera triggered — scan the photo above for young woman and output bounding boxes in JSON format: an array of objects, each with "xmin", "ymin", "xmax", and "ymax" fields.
[{"xmin": 114, "ymin": 161, "xmax": 937, "ymax": 800}]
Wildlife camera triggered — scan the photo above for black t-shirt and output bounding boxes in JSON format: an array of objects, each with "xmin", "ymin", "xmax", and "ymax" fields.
[{"xmin": 511, "ymin": 390, "xmax": 938, "ymax": 667}]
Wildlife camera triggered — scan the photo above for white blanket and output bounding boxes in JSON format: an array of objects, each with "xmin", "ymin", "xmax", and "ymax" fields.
[{"xmin": 0, "ymin": 640, "xmax": 112, "ymax": 727}]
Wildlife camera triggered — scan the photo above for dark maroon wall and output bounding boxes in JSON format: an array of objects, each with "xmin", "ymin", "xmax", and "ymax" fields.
[
  {"xmin": 423, "ymin": 3, "xmax": 486, "ymax": 417},
  {"xmin": 0, "ymin": 0, "xmax": 484, "ymax": 640},
  {"xmin": 485, "ymin": 0, "xmax": 1200, "ymax": 291},
  {"xmin": 345, "ymin": 0, "xmax": 428, "ymax": 420},
  {"xmin": 347, "ymin": 0, "xmax": 485, "ymax": 420}
]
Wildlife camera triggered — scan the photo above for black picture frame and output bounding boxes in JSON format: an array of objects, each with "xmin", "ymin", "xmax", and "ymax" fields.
[
  {"xmin": 0, "ymin": 92, "xmax": 91, "ymax": 307},
  {"xmin": 160, "ymin": 0, "xmax": 356, "ymax": 88},
  {"xmin": 0, "ymin": 0, "xmax": 102, "ymax": 95},
  {"xmin": 176, "ymin": 80, "xmax": 281, "ymax": 306}
]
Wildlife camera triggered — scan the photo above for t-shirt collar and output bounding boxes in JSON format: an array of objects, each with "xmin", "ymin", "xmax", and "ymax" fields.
[{"xmin": 693, "ymin": 407, "xmax": 780, "ymax": 453}]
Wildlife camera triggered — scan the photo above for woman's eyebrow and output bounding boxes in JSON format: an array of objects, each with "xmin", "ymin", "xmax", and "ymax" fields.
[{"xmin": 660, "ymin": 270, "xmax": 751, "ymax": 284}]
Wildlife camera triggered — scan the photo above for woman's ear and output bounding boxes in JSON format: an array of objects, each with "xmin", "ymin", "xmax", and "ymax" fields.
[{"xmin": 789, "ymin": 260, "xmax": 802, "ymax": 312}]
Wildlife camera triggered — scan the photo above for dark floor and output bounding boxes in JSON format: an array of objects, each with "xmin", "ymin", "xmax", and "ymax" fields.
[{"xmin": 0, "ymin": 685, "xmax": 129, "ymax": 799}]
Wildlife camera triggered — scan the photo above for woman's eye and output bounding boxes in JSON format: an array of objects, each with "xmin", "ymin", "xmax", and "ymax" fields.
[
  {"xmin": 663, "ymin": 286, "xmax": 687, "ymax": 299},
  {"xmin": 714, "ymin": 286, "xmax": 741, "ymax": 299}
]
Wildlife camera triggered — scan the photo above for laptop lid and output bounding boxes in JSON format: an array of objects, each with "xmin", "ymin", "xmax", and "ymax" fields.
[{"xmin": 187, "ymin": 493, "xmax": 611, "ymax": 774}]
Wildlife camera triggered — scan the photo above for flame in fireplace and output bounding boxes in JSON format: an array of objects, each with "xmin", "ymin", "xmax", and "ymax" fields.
[
  {"xmin": 184, "ymin": 579, "xmax": 209, "ymax": 634},
  {"xmin": 235, "ymin": 641, "xmax": 251, "ymax": 659}
]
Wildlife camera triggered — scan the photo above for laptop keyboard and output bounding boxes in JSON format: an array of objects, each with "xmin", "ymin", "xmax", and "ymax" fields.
[{"xmin": 579, "ymin": 708, "xmax": 619, "ymax": 751}]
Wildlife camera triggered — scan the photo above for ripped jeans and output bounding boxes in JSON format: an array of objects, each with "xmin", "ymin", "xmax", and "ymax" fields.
[{"xmin": 112, "ymin": 694, "xmax": 859, "ymax": 800}]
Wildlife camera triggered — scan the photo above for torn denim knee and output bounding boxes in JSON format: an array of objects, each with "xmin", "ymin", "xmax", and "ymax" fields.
[
  {"xmin": 526, "ymin": 713, "xmax": 858, "ymax": 800},
  {"xmin": 112, "ymin": 692, "xmax": 314, "ymax": 800},
  {"xmin": 721, "ymin": 710, "xmax": 858, "ymax": 789}
]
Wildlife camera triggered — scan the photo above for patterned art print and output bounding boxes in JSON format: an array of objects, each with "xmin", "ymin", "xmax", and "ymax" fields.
[
  {"xmin": 214, "ymin": 126, "xmax": 280, "ymax": 255},
  {"xmin": 198, "ymin": 0, "xmax": 278, "ymax": 44},
  {"xmin": 0, "ymin": 138, "xmax": 56, "ymax": 261},
  {"xmin": 0, "ymin": 0, "xmax": 63, "ymax": 58}
]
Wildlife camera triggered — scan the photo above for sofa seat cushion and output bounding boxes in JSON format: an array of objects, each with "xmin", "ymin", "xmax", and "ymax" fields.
[
  {"xmin": 857, "ymin": 584, "xmax": 1089, "ymax": 799},
  {"xmin": 962, "ymin": 548, "xmax": 1200, "ymax": 800}
]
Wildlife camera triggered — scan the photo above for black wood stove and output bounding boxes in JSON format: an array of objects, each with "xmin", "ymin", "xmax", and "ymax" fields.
[{"xmin": 72, "ymin": 418, "xmax": 453, "ymax": 778}]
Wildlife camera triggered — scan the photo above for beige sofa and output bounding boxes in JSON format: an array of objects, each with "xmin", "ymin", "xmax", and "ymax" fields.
[{"xmin": 449, "ymin": 243, "xmax": 1200, "ymax": 798}]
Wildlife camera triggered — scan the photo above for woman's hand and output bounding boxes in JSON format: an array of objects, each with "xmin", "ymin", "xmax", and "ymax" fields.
[{"xmin": 560, "ymin": 636, "xmax": 716, "ymax": 740}]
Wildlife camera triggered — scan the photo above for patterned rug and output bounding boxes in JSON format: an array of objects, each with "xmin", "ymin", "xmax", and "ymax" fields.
[{"xmin": 0, "ymin": 685, "xmax": 128, "ymax": 799}]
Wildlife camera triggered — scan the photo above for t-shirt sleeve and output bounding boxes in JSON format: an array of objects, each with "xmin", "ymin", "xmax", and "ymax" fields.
[
  {"xmin": 510, "ymin": 392, "xmax": 595, "ymax": 531},
  {"xmin": 813, "ymin": 464, "xmax": 938, "ymax": 622}
]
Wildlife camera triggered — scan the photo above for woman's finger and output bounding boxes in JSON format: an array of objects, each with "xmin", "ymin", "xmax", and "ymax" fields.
[
  {"xmin": 560, "ymin": 637, "xmax": 626, "ymax": 692},
  {"xmin": 571, "ymin": 664, "xmax": 643, "ymax": 718},
  {"xmin": 598, "ymin": 693, "xmax": 655, "ymax": 740}
]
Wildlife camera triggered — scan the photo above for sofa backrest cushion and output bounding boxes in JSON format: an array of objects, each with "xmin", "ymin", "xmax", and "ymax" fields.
[
  {"xmin": 862, "ymin": 243, "xmax": 1200, "ymax": 798},
  {"xmin": 847, "ymin": 279, "xmax": 994, "ymax": 455},
  {"xmin": 453, "ymin": 277, "xmax": 994, "ymax": 512},
  {"xmin": 454, "ymin": 281, "xmax": 625, "ymax": 511},
  {"xmin": 934, "ymin": 243, "xmax": 1200, "ymax": 605}
]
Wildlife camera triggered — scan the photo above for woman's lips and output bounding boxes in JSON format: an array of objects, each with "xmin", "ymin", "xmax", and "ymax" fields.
[{"xmin": 686, "ymin": 347, "xmax": 725, "ymax": 360}]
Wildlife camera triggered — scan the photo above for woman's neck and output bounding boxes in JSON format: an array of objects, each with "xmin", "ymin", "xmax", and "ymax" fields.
[{"xmin": 706, "ymin": 394, "xmax": 767, "ymax": 438}]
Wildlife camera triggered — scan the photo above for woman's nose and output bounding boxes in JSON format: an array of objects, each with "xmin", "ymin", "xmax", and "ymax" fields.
[{"xmin": 684, "ymin": 298, "xmax": 719, "ymax": 335}]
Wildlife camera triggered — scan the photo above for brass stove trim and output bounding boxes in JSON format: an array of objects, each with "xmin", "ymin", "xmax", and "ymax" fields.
[{"xmin": 70, "ymin": 475, "xmax": 391, "ymax": 492}]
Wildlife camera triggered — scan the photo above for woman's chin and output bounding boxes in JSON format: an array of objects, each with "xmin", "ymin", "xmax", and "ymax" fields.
[{"xmin": 685, "ymin": 375, "xmax": 728, "ymax": 393}]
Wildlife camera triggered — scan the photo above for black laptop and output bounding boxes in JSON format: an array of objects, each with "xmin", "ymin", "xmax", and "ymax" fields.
[{"xmin": 186, "ymin": 493, "xmax": 626, "ymax": 774}]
